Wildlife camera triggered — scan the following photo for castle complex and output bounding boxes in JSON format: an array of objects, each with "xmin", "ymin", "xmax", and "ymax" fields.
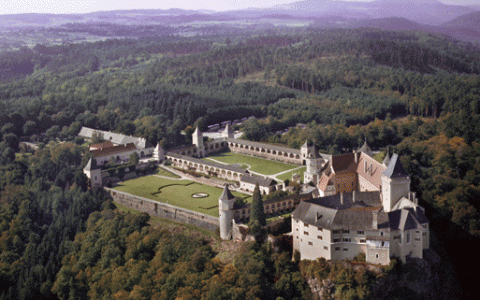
[{"xmin": 81, "ymin": 125, "xmax": 429, "ymax": 265}]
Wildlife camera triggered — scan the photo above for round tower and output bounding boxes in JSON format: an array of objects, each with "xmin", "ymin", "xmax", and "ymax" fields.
[
  {"xmin": 219, "ymin": 184, "xmax": 236, "ymax": 240},
  {"xmin": 303, "ymin": 143, "xmax": 323, "ymax": 184}
]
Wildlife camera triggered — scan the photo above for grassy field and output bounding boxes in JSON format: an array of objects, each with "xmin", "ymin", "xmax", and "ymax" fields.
[
  {"xmin": 113, "ymin": 176, "xmax": 251, "ymax": 217},
  {"xmin": 277, "ymin": 167, "xmax": 306, "ymax": 182},
  {"xmin": 156, "ymin": 167, "xmax": 181, "ymax": 178},
  {"xmin": 205, "ymin": 152, "xmax": 298, "ymax": 175}
]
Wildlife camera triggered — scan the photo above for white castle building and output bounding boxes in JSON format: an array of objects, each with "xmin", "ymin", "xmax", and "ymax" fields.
[{"xmin": 292, "ymin": 144, "xmax": 429, "ymax": 265}]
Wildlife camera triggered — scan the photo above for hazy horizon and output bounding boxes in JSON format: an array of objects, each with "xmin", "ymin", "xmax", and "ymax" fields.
[{"xmin": 1, "ymin": 0, "xmax": 480, "ymax": 16}]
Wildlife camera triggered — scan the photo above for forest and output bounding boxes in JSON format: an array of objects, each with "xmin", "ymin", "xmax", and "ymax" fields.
[{"xmin": 1, "ymin": 23, "xmax": 480, "ymax": 299}]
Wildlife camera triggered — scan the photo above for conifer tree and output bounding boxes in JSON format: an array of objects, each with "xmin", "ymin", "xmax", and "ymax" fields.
[{"xmin": 250, "ymin": 183, "xmax": 266, "ymax": 226}]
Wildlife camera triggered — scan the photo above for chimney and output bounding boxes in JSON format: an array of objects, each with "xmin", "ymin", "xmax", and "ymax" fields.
[
  {"xmin": 413, "ymin": 192, "xmax": 418, "ymax": 205},
  {"xmin": 354, "ymin": 150, "xmax": 358, "ymax": 163},
  {"xmin": 372, "ymin": 211, "xmax": 378, "ymax": 230},
  {"xmin": 352, "ymin": 190, "xmax": 356, "ymax": 203},
  {"xmin": 340, "ymin": 192, "xmax": 344, "ymax": 205}
]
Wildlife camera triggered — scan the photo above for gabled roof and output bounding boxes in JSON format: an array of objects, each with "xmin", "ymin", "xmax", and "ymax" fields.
[
  {"xmin": 388, "ymin": 207, "xmax": 427, "ymax": 231},
  {"xmin": 240, "ymin": 173, "xmax": 276, "ymax": 187},
  {"xmin": 358, "ymin": 139, "xmax": 373, "ymax": 156},
  {"xmin": 90, "ymin": 141, "xmax": 115, "ymax": 150},
  {"xmin": 330, "ymin": 153, "xmax": 357, "ymax": 173},
  {"xmin": 318, "ymin": 173, "xmax": 334, "ymax": 191},
  {"xmin": 91, "ymin": 143, "xmax": 137, "ymax": 158},
  {"xmin": 292, "ymin": 193, "xmax": 387, "ymax": 230},
  {"xmin": 78, "ymin": 127, "xmax": 151, "ymax": 149},
  {"xmin": 219, "ymin": 185, "xmax": 235, "ymax": 201},
  {"xmin": 382, "ymin": 153, "xmax": 409, "ymax": 179}
]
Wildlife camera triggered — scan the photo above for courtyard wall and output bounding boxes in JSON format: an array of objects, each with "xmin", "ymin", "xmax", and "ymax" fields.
[{"xmin": 105, "ymin": 188, "xmax": 219, "ymax": 231}]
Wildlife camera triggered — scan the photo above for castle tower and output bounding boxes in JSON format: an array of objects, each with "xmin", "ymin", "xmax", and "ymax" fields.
[
  {"xmin": 83, "ymin": 158, "xmax": 102, "ymax": 189},
  {"xmin": 219, "ymin": 184, "xmax": 236, "ymax": 240},
  {"xmin": 192, "ymin": 127, "xmax": 205, "ymax": 157},
  {"xmin": 301, "ymin": 140, "xmax": 312, "ymax": 165},
  {"xmin": 153, "ymin": 143, "xmax": 165, "ymax": 162},
  {"xmin": 381, "ymin": 154, "xmax": 411, "ymax": 212},
  {"xmin": 304, "ymin": 143, "xmax": 323, "ymax": 184},
  {"xmin": 222, "ymin": 124, "xmax": 234, "ymax": 139}
]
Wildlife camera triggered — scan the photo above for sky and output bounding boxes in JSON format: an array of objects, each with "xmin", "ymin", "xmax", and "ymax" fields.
[{"xmin": 0, "ymin": 0, "xmax": 479, "ymax": 15}]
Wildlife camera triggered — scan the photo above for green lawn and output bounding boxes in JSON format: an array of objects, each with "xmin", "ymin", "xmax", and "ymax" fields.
[
  {"xmin": 113, "ymin": 176, "xmax": 251, "ymax": 217},
  {"xmin": 205, "ymin": 152, "xmax": 298, "ymax": 175},
  {"xmin": 277, "ymin": 167, "xmax": 306, "ymax": 182},
  {"xmin": 156, "ymin": 167, "xmax": 181, "ymax": 178}
]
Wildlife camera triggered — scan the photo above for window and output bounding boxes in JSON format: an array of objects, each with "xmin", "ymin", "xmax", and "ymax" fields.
[
  {"xmin": 304, "ymin": 223, "xmax": 309, "ymax": 227},
  {"xmin": 335, "ymin": 247, "xmax": 340, "ymax": 251},
  {"xmin": 304, "ymin": 231, "xmax": 309, "ymax": 236},
  {"xmin": 324, "ymin": 246, "xmax": 328, "ymax": 250},
  {"xmin": 296, "ymin": 228, "xmax": 298, "ymax": 231},
  {"xmin": 333, "ymin": 238, "xmax": 341, "ymax": 243},
  {"xmin": 406, "ymin": 232, "xmax": 411, "ymax": 244},
  {"xmin": 317, "ymin": 235, "xmax": 323, "ymax": 240},
  {"xmin": 343, "ymin": 248, "xmax": 348, "ymax": 251},
  {"xmin": 295, "ymin": 220, "xmax": 299, "ymax": 223},
  {"xmin": 343, "ymin": 238, "xmax": 351, "ymax": 242},
  {"xmin": 342, "ymin": 230, "xmax": 350, "ymax": 234},
  {"xmin": 375, "ymin": 254, "xmax": 379, "ymax": 259},
  {"xmin": 380, "ymin": 231, "xmax": 384, "ymax": 236},
  {"xmin": 308, "ymin": 242, "xmax": 313, "ymax": 246},
  {"xmin": 360, "ymin": 239, "xmax": 366, "ymax": 243},
  {"xmin": 318, "ymin": 227, "xmax": 323, "ymax": 231},
  {"xmin": 332, "ymin": 230, "xmax": 340, "ymax": 234},
  {"xmin": 357, "ymin": 231, "xmax": 364, "ymax": 235}
]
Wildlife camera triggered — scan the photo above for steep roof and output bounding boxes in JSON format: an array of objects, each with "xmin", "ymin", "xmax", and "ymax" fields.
[
  {"xmin": 84, "ymin": 158, "xmax": 98, "ymax": 171},
  {"xmin": 356, "ymin": 152, "xmax": 386, "ymax": 189},
  {"xmin": 330, "ymin": 153, "xmax": 357, "ymax": 173},
  {"xmin": 318, "ymin": 173, "xmax": 334, "ymax": 191},
  {"xmin": 382, "ymin": 153, "xmax": 409, "ymax": 178},
  {"xmin": 388, "ymin": 206, "xmax": 428, "ymax": 231},
  {"xmin": 240, "ymin": 173, "xmax": 276, "ymax": 187},
  {"xmin": 91, "ymin": 143, "xmax": 137, "ymax": 158},
  {"xmin": 292, "ymin": 193, "xmax": 388, "ymax": 230},
  {"xmin": 358, "ymin": 139, "xmax": 373, "ymax": 156},
  {"xmin": 219, "ymin": 185, "xmax": 236, "ymax": 201},
  {"xmin": 78, "ymin": 127, "xmax": 151, "ymax": 149},
  {"xmin": 308, "ymin": 143, "xmax": 323, "ymax": 159}
]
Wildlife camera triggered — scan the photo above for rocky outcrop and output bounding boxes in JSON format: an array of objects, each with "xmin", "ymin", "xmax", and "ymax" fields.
[{"xmin": 305, "ymin": 249, "xmax": 462, "ymax": 300}]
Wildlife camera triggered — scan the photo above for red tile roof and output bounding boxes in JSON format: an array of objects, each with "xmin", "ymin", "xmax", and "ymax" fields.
[{"xmin": 91, "ymin": 143, "xmax": 137, "ymax": 158}]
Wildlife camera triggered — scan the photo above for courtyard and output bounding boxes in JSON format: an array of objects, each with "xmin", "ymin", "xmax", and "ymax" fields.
[{"xmin": 113, "ymin": 175, "xmax": 251, "ymax": 217}]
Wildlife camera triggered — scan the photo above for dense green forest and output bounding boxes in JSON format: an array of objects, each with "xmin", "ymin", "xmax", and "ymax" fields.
[{"xmin": 1, "ymin": 23, "xmax": 480, "ymax": 298}]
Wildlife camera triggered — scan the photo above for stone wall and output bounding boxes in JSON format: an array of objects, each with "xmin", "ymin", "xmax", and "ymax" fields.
[{"xmin": 105, "ymin": 188, "xmax": 219, "ymax": 231}]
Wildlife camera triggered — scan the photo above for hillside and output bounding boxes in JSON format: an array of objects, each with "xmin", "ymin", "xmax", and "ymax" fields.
[{"xmin": 0, "ymin": 13, "xmax": 480, "ymax": 299}]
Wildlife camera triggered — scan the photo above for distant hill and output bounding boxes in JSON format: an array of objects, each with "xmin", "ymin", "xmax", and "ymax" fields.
[
  {"xmin": 348, "ymin": 17, "xmax": 428, "ymax": 32},
  {"xmin": 443, "ymin": 11, "xmax": 480, "ymax": 30},
  {"xmin": 270, "ymin": 0, "xmax": 475, "ymax": 25}
]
